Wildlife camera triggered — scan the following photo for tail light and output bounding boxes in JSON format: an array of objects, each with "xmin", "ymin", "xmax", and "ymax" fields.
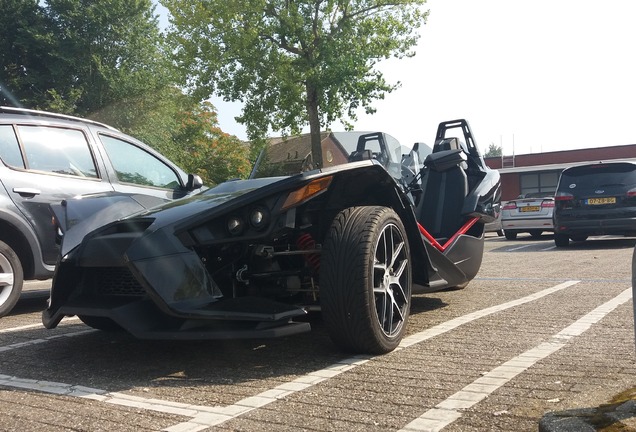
[
  {"xmin": 554, "ymin": 192, "xmax": 574, "ymax": 201},
  {"xmin": 502, "ymin": 202, "xmax": 517, "ymax": 210},
  {"xmin": 555, "ymin": 192, "xmax": 574, "ymax": 209},
  {"xmin": 541, "ymin": 200, "xmax": 555, "ymax": 208},
  {"xmin": 627, "ymin": 188, "xmax": 636, "ymax": 197}
]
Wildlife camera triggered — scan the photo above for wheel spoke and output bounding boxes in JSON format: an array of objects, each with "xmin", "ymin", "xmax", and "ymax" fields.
[
  {"xmin": 389, "ymin": 290, "xmax": 404, "ymax": 323},
  {"xmin": 0, "ymin": 272, "xmax": 13, "ymax": 287},
  {"xmin": 384, "ymin": 290, "xmax": 395, "ymax": 333},
  {"xmin": 388, "ymin": 239, "xmax": 404, "ymax": 269},
  {"xmin": 390, "ymin": 257, "xmax": 408, "ymax": 291}
]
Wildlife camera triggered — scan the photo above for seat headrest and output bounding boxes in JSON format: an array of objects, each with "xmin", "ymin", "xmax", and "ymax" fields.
[{"xmin": 433, "ymin": 137, "xmax": 459, "ymax": 152}]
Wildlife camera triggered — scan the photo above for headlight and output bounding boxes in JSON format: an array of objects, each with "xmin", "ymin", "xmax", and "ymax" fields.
[
  {"xmin": 249, "ymin": 206, "xmax": 269, "ymax": 230},
  {"xmin": 227, "ymin": 216, "xmax": 245, "ymax": 235}
]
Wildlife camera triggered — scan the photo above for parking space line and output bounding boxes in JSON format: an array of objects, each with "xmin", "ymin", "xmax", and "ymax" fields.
[
  {"xmin": 0, "ymin": 281, "xmax": 580, "ymax": 431},
  {"xmin": 541, "ymin": 245, "xmax": 556, "ymax": 251},
  {"xmin": 397, "ymin": 280, "xmax": 579, "ymax": 348},
  {"xmin": 399, "ymin": 287, "xmax": 632, "ymax": 432},
  {"xmin": 506, "ymin": 244, "xmax": 534, "ymax": 251},
  {"xmin": 0, "ymin": 329, "xmax": 95, "ymax": 353},
  {"xmin": 0, "ymin": 317, "xmax": 79, "ymax": 334}
]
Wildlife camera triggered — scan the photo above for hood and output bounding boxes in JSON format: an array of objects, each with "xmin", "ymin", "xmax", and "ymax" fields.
[{"xmin": 57, "ymin": 176, "xmax": 288, "ymax": 255}]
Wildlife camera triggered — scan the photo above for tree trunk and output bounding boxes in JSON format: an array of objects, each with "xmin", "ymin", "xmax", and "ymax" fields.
[{"xmin": 305, "ymin": 83, "xmax": 323, "ymax": 169}]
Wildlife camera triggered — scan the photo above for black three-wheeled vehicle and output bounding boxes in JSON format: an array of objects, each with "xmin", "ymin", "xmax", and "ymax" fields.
[{"xmin": 43, "ymin": 119, "xmax": 501, "ymax": 354}]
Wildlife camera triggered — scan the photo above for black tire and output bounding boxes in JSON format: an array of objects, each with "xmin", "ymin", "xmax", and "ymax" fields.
[
  {"xmin": 554, "ymin": 233, "xmax": 570, "ymax": 247},
  {"xmin": 530, "ymin": 230, "xmax": 543, "ymax": 239},
  {"xmin": 504, "ymin": 230, "xmax": 517, "ymax": 240},
  {"xmin": 78, "ymin": 315, "xmax": 123, "ymax": 332},
  {"xmin": 571, "ymin": 235, "xmax": 588, "ymax": 242},
  {"xmin": 321, "ymin": 206, "xmax": 412, "ymax": 354},
  {"xmin": 496, "ymin": 229, "xmax": 504, "ymax": 237},
  {"xmin": 0, "ymin": 240, "xmax": 24, "ymax": 317}
]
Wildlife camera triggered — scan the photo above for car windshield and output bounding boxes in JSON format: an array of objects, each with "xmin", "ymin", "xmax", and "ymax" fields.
[
  {"xmin": 250, "ymin": 131, "xmax": 404, "ymax": 179},
  {"xmin": 560, "ymin": 163, "xmax": 636, "ymax": 189}
]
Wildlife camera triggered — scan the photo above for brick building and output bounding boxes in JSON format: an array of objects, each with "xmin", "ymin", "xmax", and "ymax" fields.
[{"xmin": 484, "ymin": 144, "xmax": 636, "ymax": 201}]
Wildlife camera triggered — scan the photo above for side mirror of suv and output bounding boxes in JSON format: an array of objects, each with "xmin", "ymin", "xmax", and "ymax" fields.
[{"xmin": 186, "ymin": 174, "xmax": 204, "ymax": 191}]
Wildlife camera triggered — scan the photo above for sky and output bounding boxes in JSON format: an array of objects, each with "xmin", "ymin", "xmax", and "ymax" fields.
[{"xmin": 157, "ymin": 1, "xmax": 636, "ymax": 156}]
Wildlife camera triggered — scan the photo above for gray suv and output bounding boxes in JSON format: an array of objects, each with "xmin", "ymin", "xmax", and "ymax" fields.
[{"xmin": 0, "ymin": 106, "xmax": 203, "ymax": 316}]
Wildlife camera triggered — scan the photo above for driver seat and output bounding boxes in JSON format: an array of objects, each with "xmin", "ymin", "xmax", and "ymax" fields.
[{"xmin": 416, "ymin": 138, "xmax": 469, "ymax": 241}]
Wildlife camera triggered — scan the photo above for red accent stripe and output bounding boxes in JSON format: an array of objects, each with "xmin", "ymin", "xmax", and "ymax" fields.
[{"xmin": 417, "ymin": 216, "xmax": 480, "ymax": 252}]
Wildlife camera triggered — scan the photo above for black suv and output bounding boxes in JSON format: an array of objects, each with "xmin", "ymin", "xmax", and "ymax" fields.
[
  {"xmin": 0, "ymin": 106, "xmax": 203, "ymax": 316},
  {"xmin": 553, "ymin": 161, "xmax": 636, "ymax": 247}
]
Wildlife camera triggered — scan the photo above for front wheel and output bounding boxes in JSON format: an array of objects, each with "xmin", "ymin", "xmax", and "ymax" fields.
[
  {"xmin": 0, "ymin": 240, "xmax": 24, "ymax": 317},
  {"xmin": 321, "ymin": 206, "xmax": 412, "ymax": 354}
]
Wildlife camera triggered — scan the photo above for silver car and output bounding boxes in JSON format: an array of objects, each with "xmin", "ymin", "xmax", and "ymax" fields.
[{"xmin": 501, "ymin": 192, "xmax": 555, "ymax": 240}]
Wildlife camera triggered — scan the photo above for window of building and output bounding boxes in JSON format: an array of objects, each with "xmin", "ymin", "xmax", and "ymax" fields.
[{"xmin": 520, "ymin": 171, "xmax": 560, "ymax": 196}]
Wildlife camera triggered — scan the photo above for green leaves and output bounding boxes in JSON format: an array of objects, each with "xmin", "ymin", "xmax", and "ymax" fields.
[
  {"xmin": 165, "ymin": 0, "xmax": 429, "ymax": 164},
  {"xmin": 1, "ymin": 0, "xmax": 250, "ymax": 185}
]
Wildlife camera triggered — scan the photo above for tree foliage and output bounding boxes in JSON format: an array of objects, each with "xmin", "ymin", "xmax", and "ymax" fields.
[
  {"xmin": 171, "ymin": 101, "xmax": 252, "ymax": 185},
  {"xmin": 1, "ymin": 0, "xmax": 170, "ymax": 115},
  {"xmin": 0, "ymin": 0, "xmax": 250, "ymax": 185},
  {"xmin": 164, "ymin": 0, "xmax": 428, "ymax": 167},
  {"xmin": 484, "ymin": 143, "xmax": 503, "ymax": 158},
  {"xmin": 0, "ymin": 0, "xmax": 57, "ymax": 107}
]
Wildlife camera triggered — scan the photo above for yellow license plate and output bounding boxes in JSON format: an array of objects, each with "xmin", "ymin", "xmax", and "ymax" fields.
[
  {"xmin": 520, "ymin": 206, "xmax": 541, "ymax": 212},
  {"xmin": 586, "ymin": 197, "xmax": 616, "ymax": 205}
]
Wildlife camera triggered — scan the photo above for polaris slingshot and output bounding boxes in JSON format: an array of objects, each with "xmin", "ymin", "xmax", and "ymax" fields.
[{"xmin": 43, "ymin": 119, "xmax": 501, "ymax": 354}]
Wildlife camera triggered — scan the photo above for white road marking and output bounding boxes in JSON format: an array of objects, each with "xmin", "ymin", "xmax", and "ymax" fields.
[
  {"xmin": 507, "ymin": 244, "xmax": 534, "ymax": 251},
  {"xmin": 0, "ymin": 317, "xmax": 79, "ymax": 334},
  {"xmin": 0, "ymin": 281, "xmax": 580, "ymax": 431},
  {"xmin": 541, "ymin": 245, "xmax": 557, "ymax": 251},
  {"xmin": 163, "ymin": 280, "xmax": 580, "ymax": 431},
  {"xmin": 399, "ymin": 287, "xmax": 633, "ymax": 432}
]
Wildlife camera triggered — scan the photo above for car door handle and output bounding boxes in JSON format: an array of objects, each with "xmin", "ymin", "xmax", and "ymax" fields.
[{"xmin": 13, "ymin": 187, "xmax": 41, "ymax": 197}]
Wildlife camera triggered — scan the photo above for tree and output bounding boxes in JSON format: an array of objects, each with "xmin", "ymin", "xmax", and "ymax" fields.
[
  {"xmin": 0, "ymin": 0, "xmax": 252, "ymax": 184},
  {"xmin": 484, "ymin": 143, "xmax": 503, "ymax": 158},
  {"xmin": 164, "ymin": 0, "xmax": 428, "ymax": 167},
  {"xmin": 1, "ymin": 0, "xmax": 172, "ymax": 116},
  {"xmin": 0, "ymin": 0, "xmax": 57, "ymax": 107},
  {"xmin": 170, "ymin": 101, "xmax": 252, "ymax": 185}
]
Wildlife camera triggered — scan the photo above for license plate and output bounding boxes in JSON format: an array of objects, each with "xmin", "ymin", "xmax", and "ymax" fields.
[
  {"xmin": 520, "ymin": 206, "xmax": 540, "ymax": 212},
  {"xmin": 586, "ymin": 197, "xmax": 616, "ymax": 205}
]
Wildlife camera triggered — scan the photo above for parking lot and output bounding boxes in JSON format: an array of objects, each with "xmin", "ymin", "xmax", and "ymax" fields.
[{"xmin": 1, "ymin": 233, "xmax": 635, "ymax": 431}]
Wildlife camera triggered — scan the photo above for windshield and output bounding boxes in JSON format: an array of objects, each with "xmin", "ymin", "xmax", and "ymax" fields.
[{"xmin": 251, "ymin": 131, "xmax": 404, "ymax": 179}]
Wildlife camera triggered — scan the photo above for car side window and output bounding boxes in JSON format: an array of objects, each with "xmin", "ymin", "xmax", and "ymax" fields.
[
  {"xmin": 17, "ymin": 125, "xmax": 98, "ymax": 178},
  {"xmin": 99, "ymin": 134, "xmax": 181, "ymax": 189},
  {"xmin": 0, "ymin": 125, "xmax": 25, "ymax": 168}
]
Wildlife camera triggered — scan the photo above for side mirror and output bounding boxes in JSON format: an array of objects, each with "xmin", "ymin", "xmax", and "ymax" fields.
[{"xmin": 186, "ymin": 174, "xmax": 204, "ymax": 191}]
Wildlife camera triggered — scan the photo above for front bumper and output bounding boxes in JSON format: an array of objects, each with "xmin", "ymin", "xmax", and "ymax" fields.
[{"xmin": 43, "ymin": 222, "xmax": 310, "ymax": 340}]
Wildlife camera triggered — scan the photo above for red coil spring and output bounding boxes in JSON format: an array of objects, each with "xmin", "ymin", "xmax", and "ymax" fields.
[{"xmin": 296, "ymin": 233, "xmax": 320, "ymax": 273}]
